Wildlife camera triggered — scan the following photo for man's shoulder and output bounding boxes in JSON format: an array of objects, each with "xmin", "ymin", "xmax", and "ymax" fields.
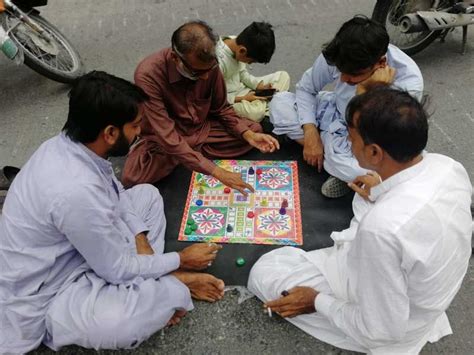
[{"xmin": 135, "ymin": 48, "xmax": 170, "ymax": 82}]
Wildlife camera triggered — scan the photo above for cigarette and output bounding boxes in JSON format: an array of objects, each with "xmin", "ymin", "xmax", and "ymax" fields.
[{"xmin": 267, "ymin": 307, "xmax": 272, "ymax": 317}]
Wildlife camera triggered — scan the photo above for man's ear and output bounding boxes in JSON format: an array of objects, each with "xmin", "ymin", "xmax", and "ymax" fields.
[
  {"xmin": 103, "ymin": 125, "xmax": 119, "ymax": 145},
  {"xmin": 368, "ymin": 143, "xmax": 384, "ymax": 165},
  {"xmin": 238, "ymin": 46, "xmax": 248, "ymax": 57},
  {"xmin": 378, "ymin": 56, "xmax": 387, "ymax": 68}
]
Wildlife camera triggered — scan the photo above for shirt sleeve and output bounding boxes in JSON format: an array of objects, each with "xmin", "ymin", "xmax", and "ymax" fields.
[
  {"xmin": 315, "ymin": 227, "xmax": 409, "ymax": 349},
  {"xmin": 240, "ymin": 63, "xmax": 260, "ymax": 90},
  {"xmin": 209, "ymin": 68, "xmax": 252, "ymax": 137},
  {"xmin": 135, "ymin": 72, "xmax": 216, "ymax": 176},
  {"xmin": 296, "ymin": 54, "xmax": 336, "ymax": 127},
  {"xmin": 114, "ymin": 177, "xmax": 149, "ymax": 237},
  {"xmin": 51, "ymin": 184, "xmax": 180, "ymax": 284}
]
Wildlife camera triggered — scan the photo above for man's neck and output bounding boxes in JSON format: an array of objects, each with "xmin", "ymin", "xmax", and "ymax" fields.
[
  {"xmin": 223, "ymin": 38, "xmax": 238, "ymax": 55},
  {"xmin": 378, "ymin": 154, "xmax": 423, "ymax": 181},
  {"xmin": 84, "ymin": 141, "xmax": 108, "ymax": 159}
]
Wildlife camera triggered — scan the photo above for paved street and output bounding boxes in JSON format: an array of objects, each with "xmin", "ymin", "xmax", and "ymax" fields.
[{"xmin": 1, "ymin": 0, "xmax": 473, "ymax": 353}]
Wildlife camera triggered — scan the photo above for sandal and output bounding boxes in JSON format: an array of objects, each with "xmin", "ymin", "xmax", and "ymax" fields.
[{"xmin": 0, "ymin": 166, "xmax": 20, "ymax": 190}]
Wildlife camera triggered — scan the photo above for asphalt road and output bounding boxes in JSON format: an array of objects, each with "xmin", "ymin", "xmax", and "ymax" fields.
[{"xmin": 1, "ymin": 0, "xmax": 473, "ymax": 354}]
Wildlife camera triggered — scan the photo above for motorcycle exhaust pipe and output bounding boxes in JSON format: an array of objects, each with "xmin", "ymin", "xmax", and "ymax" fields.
[{"xmin": 400, "ymin": 11, "xmax": 474, "ymax": 33}]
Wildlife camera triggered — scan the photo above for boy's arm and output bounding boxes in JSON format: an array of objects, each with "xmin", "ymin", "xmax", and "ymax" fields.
[{"xmin": 239, "ymin": 62, "xmax": 261, "ymax": 90}]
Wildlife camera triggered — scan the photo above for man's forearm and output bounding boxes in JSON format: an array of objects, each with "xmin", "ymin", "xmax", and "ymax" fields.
[{"xmin": 135, "ymin": 232, "xmax": 154, "ymax": 255}]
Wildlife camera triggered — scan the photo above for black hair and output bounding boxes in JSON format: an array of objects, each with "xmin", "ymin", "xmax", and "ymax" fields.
[
  {"xmin": 346, "ymin": 87, "xmax": 428, "ymax": 163},
  {"xmin": 171, "ymin": 20, "xmax": 217, "ymax": 63},
  {"xmin": 322, "ymin": 15, "xmax": 389, "ymax": 74},
  {"xmin": 236, "ymin": 22, "xmax": 275, "ymax": 63},
  {"xmin": 63, "ymin": 71, "xmax": 149, "ymax": 143}
]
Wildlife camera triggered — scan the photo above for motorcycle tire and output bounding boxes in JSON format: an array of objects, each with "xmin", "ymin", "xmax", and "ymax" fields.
[
  {"xmin": 1, "ymin": 12, "xmax": 83, "ymax": 83},
  {"xmin": 372, "ymin": 0, "xmax": 447, "ymax": 55}
]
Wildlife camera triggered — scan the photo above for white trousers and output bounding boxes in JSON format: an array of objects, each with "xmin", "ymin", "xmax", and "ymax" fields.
[{"xmin": 43, "ymin": 184, "xmax": 193, "ymax": 350}]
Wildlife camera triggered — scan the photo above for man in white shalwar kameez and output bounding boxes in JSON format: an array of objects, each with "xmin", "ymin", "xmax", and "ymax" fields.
[
  {"xmin": 0, "ymin": 71, "xmax": 225, "ymax": 354},
  {"xmin": 269, "ymin": 16, "xmax": 423, "ymax": 198},
  {"xmin": 249, "ymin": 88, "xmax": 472, "ymax": 354}
]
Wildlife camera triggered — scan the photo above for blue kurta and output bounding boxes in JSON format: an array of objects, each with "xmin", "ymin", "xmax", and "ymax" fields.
[
  {"xmin": 0, "ymin": 133, "xmax": 192, "ymax": 352},
  {"xmin": 269, "ymin": 44, "xmax": 424, "ymax": 182}
]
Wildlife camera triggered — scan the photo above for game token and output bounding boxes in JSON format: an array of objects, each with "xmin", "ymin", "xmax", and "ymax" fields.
[
  {"xmin": 224, "ymin": 187, "xmax": 231, "ymax": 193},
  {"xmin": 247, "ymin": 211, "xmax": 255, "ymax": 218},
  {"xmin": 248, "ymin": 167, "xmax": 255, "ymax": 175},
  {"xmin": 186, "ymin": 219, "xmax": 194, "ymax": 226},
  {"xmin": 191, "ymin": 224, "xmax": 198, "ymax": 231},
  {"xmin": 281, "ymin": 199, "xmax": 289, "ymax": 208},
  {"xmin": 196, "ymin": 199, "xmax": 203, "ymax": 206},
  {"xmin": 261, "ymin": 199, "xmax": 268, "ymax": 207},
  {"xmin": 236, "ymin": 257, "xmax": 245, "ymax": 267},
  {"xmin": 184, "ymin": 227, "xmax": 192, "ymax": 235},
  {"xmin": 198, "ymin": 187, "xmax": 205, "ymax": 194},
  {"xmin": 256, "ymin": 168, "xmax": 263, "ymax": 175},
  {"xmin": 279, "ymin": 207, "xmax": 286, "ymax": 215},
  {"xmin": 226, "ymin": 224, "xmax": 233, "ymax": 232}
]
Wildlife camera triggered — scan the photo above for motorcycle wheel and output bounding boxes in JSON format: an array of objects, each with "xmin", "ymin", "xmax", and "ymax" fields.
[
  {"xmin": 372, "ymin": 0, "xmax": 452, "ymax": 55},
  {"xmin": 1, "ymin": 12, "xmax": 83, "ymax": 83}
]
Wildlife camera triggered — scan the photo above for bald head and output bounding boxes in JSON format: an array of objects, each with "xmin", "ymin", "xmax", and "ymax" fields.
[{"xmin": 171, "ymin": 21, "xmax": 217, "ymax": 63}]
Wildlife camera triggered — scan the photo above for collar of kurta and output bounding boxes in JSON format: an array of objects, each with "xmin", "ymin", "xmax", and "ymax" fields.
[{"xmin": 369, "ymin": 152, "xmax": 427, "ymax": 202}]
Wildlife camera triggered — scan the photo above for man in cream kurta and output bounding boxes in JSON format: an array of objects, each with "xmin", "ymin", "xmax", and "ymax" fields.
[{"xmin": 248, "ymin": 88, "xmax": 472, "ymax": 354}]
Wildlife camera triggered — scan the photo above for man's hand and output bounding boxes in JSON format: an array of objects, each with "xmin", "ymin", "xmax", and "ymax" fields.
[
  {"xmin": 348, "ymin": 171, "xmax": 382, "ymax": 200},
  {"xmin": 303, "ymin": 124, "xmax": 324, "ymax": 172},
  {"xmin": 265, "ymin": 287, "xmax": 319, "ymax": 318},
  {"xmin": 256, "ymin": 81, "xmax": 273, "ymax": 91},
  {"xmin": 357, "ymin": 66, "xmax": 396, "ymax": 95},
  {"xmin": 235, "ymin": 91, "xmax": 269, "ymax": 103},
  {"xmin": 178, "ymin": 243, "xmax": 222, "ymax": 270},
  {"xmin": 135, "ymin": 232, "xmax": 154, "ymax": 255},
  {"xmin": 242, "ymin": 130, "xmax": 280, "ymax": 154},
  {"xmin": 212, "ymin": 166, "xmax": 254, "ymax": 196}
]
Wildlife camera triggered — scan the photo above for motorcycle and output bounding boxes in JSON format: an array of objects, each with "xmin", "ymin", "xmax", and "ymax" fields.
[
  {"xmin": 0, "ymin": 0, "xmax": 83, "ymax": 83},
  {"xmin": 372, "ymin": 0, "xmax": 474, "ymax": 55}
]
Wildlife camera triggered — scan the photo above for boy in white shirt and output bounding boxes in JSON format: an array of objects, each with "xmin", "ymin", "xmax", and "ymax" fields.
[{"xmin": 216, "ymin": 22, "xmax": 290, "ymax": 122}]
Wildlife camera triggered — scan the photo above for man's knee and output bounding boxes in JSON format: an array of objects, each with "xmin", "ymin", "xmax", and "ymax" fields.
[
  {"xmin": 234, "ymin": 102, "xmax": 267, "ymax": 123},
  {"xmin": 247, "ymin": 257, "xmax": 271, "ymax": 299},
  {"xmin": 269, "ymin": 92, "xmax": 298, "ymax": 127}
]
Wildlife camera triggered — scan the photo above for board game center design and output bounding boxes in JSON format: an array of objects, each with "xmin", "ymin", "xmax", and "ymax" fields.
[{"xmin": 179, "ymin": 160, "xmax": 303, "ymax": 245}]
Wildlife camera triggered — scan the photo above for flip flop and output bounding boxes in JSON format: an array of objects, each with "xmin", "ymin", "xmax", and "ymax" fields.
[{"xmin": 0, "ymin": 166, "xmax": 20, "ymax": 190}]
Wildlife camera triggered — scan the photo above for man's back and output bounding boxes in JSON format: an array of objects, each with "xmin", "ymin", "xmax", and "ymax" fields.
[
  {"xmin": 0, "ymin": 134, "xmax": 105, "ymax": 351},
  {"xmin": 347, "ymin": 153, "xmax": 472, "ymax": 346}
]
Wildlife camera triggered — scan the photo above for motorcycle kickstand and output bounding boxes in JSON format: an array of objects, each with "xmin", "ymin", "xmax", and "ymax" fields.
[{"xmin": 461, "ymin": 25, "xmax": 468, "ymax": 54}]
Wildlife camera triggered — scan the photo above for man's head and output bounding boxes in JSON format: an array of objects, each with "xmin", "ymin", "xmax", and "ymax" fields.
[
  {"xmin": 322, "ymin": 15, "xmax": 389, "ymax": 85},
  {"xmin": 346, "ymin": 87, "xmax": 428, "ymax": 170},
  {"xmin": 234, "ymin": 22, "xmax": 275, "ymax": 64},
  {"xmin": 63, "ymin": 71, "xmax": 148, "ymax": 157},
  {"xmin": 171, "ymin": 21, "xmax": 219, "ymax": 81}
]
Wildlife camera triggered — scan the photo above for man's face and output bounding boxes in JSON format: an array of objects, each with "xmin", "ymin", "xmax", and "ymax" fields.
[
  {"xmin": 108, "ymin": 113, "xmax": 141, "ymax": 157},
  {"xmin": 340, "ymin": 65, "xmax": 378, "ymax": 86},
  {"xmin": 172, "ymin": 50, "xmax": 218, "ymax": 81},
  {"xmin": 347, "ymin": 113, "xmax": 370, "ymax": 169}
]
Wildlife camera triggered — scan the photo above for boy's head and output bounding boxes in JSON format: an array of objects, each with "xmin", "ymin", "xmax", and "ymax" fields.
[
  {"xmin": 63, "ymin": 71, "xmax": 148, "ymax": 157},
  {"xmin": 322, "ymin": 15, "xmax": 390, "ymax": 85},
  {"xmin": 235, "ymin": 22, "xmax": 275, "ymax": 64}
]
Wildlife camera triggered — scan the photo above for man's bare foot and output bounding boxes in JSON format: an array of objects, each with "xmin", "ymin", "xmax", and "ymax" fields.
[
  {"xmin": 172, "ymin": 271, "xmax": 225, "ymax": 302},
  {"xmin": 167, "ymin": 309, "xmax": 187, "ymax": 327}
]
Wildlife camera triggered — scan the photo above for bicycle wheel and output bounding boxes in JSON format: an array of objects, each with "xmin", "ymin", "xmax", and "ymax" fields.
[
  {"xmin": 372, "ymin": 0, "xmax": 452, "ymax": 55},
  {"xmin": 1, "ymin": 11, "xmax": 83, "ymax": 83}
]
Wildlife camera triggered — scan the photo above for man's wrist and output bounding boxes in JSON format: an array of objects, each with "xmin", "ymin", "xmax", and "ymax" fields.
[{"xmin": 242, "ymin": 130, "xmax": 254, "ymax": 141}]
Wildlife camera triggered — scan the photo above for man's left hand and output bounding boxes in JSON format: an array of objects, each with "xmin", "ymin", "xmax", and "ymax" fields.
[
  {"xmin": 243, "ymin": 131, "xmax": 280, "ymax": 153},
  {"xmin": 265, "ymin": 286, "xmax": 318, "ymax": 318},
  {"xmin": 256, "ymin": 82, "xmax": 273, "ymax": 91}
]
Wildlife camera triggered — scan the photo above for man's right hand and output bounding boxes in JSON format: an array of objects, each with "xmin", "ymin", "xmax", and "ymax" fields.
[
  {"xmin": 178, "ymin": 243, "xmax": 222, "ymax": 270},
  {"xmin": 302, "ymin": 124, "xmax": 324, "ymax": 172},
  {"xmin": 212, "ymin": 166, "xmax": 255, "ymax": 196}
]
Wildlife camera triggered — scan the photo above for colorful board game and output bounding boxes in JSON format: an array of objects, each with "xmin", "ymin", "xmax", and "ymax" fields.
[{"xmin": 178, "ymin": 160, "xmax": 302, "ymax": 246}]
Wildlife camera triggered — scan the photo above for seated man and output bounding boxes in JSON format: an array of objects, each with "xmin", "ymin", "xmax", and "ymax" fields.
[
  {"xmin": 122, "ymin": 21, "xmax": 279, "ymax": 193},
  {"xmin": 249, "ymin": 88, "xmax": 472, "ymax": 354},
  {"xmin": 269, "ymin": 15, "xmax": 423, "ymax": 198},
  {"xmin": 216, "ymin": 21, "xmax": 290, "ymax": 122},
  {"xmin": 0, "ymin": 71, "xmax": 225, "ymax": 353}
]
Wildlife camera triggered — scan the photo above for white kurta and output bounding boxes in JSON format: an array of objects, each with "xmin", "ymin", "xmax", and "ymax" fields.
[
  {"xmin": 0, "ymin": 133, "xmax": 193, "ymax": 353},
  {"xmin": 248, "ymin": 153, "xmax": 472, "ymax": 354},
  {"xmin": 269, "ymin": 44, "xmax": 424, "ymax": 182}
]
